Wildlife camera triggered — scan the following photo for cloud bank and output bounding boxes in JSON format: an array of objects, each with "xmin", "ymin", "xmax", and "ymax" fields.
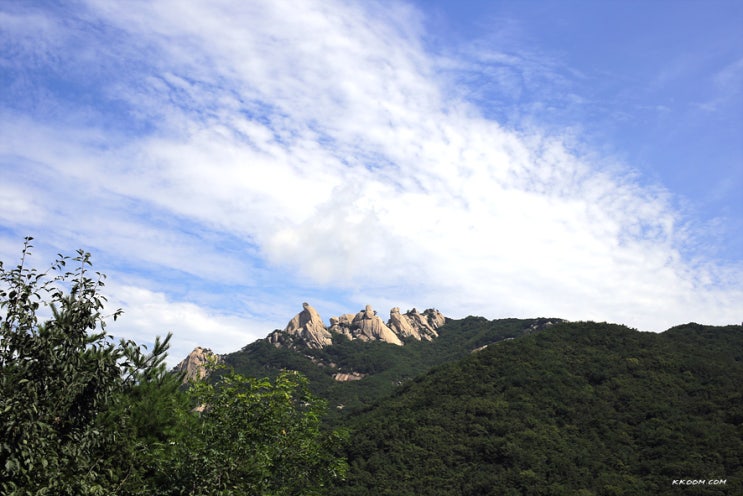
[{"xmin": 1, "ymin": 0, "xmax": 740, "ymax": 363}]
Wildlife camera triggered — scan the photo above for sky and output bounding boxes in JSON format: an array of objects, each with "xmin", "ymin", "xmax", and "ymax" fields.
[{"xmin": 1, "ymin": 0, "xmax": 741, "ymax": 365}]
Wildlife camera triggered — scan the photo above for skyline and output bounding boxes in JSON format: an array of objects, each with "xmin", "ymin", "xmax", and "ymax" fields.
[{"xmin": 1, "ymin": 0, "xmax": 741, "ymax": 365}]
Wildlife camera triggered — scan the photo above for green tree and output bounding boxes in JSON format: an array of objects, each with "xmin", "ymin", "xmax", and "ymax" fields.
[
  {"xmin": 102, "ymin": 335, "xmax": 193, "ymax": 495},
  {"xmin": 168, "ymin": 368, "xmax": 348, "ymax": 496},
  {"xmin": 0, "ymin": 238, "xmax": 174, "ymax": 495},
  {"xmin": 1, "ymin": 238, "xmax": 347, "ymax": 495}
]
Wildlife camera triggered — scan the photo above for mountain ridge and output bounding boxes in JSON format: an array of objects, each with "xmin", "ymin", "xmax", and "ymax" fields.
[
  {"xmin": 170, "ymin": 309, "xmax": 742, "ymax": 494},
  {"xmin": 331, "ymin": 321, "xmax": 743, "ymax": 495},
  {"xmin": 176, "ymin": 302, "xmax": 451, "ymax": 381},
  {"xmin": 183, "ymin": 311, "xmax": 562, "ymax": 418}
]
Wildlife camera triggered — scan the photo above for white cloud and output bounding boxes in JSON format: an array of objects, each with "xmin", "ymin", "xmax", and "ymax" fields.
[
  {"xmin": 105, "ymin": 283, "xmax": 270, "ymax": 367},
  {"xmin": 1, "ymin": 0, "xmax": 741, "ymax": 361}
]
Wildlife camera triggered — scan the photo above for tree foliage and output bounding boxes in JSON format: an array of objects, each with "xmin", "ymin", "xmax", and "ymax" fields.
[
  {"xmin": 164, "ymin": 369, "xmax": 348, "ymax": 495},
  {"xmin": 0, "ymin": 239, "xmax": 346, "ymax": 495},
  {"xmin": 331, "ymin": 322, "xmax": 743, "ymax": 495},
  {"xmin": 0, "ymin": 238, "xmax": 148, "ymax": 495}
]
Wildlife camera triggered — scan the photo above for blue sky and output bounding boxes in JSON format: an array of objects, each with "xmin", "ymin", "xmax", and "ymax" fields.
[{"xmin": 1, "ymin": 0, "xmax": 741, "ymax": 364}]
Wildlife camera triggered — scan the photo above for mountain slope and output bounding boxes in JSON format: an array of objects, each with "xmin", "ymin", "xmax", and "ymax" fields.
[
  {"xmin": 222, "ymin": 316, "xmax": 558, "ymax": 419},
  {"xmin": 331, "ymin": 322, "xmax": 743, "ymax": 495}
]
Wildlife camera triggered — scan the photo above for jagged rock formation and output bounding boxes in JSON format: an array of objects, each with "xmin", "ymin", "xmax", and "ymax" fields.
[
  {"xmin": 388, "ymin": 307, "xmax": 445, "ymax": 341},
  {"xmin": 334, "ymin": 305, "xmax": 403, "ymax": 346},
  {"xmin": 174, "ymin": 346, "xmax": 219, "ymax": 382},
  {"xmin": 328, "ymin": 313, "xmax": 356, "ymax": 341},
  {"xmin": 268, "ymin": 302, "xmax": 333, "ymax": 349},
  {"xmin": 269, "ymin": 303, "xmax": 446, "ymax": 349}
]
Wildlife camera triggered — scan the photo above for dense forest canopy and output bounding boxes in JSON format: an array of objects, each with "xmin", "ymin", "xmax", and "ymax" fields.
[{"xmin": 331, "ymin": 321, "xmax": 743, "ymax": 495}]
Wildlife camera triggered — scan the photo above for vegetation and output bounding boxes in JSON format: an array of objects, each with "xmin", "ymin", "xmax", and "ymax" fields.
[
  {"xmin": 224, "ymin": 316, "xmax": 555, "ymax": 421},
  {"xmin": 4, "ymin": 239, "xmax": 740, "ymax": 495},
  {"xmin": 0, "ymin": 239, "xmax": 346, "ymax": 495},
  {"xmin": 330, "ymin": 321, "xmax": 743, "ymax": 495},
  {"xmin": 167, "ymin": 369, "xmax": 348, "ymax": 495}
]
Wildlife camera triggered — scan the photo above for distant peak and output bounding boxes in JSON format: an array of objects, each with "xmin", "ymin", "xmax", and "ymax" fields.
[
  {"xmin": 268, "ymin": 303, "xmax": 446, "ymax": 349},
  {"xmin": 174, "ymin": 347, "xmax": 219, "ymax": 382},
  {"xmin": 268, "ymin": 302, "xmax": 332, "ymax": 349}
]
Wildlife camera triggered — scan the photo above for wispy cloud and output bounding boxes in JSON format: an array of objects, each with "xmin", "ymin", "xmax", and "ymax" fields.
[
  {"xmin": 696, "ymin": 56, "xmax": 743, "ymax": 112},
  {"xmin": 1, "ymin": 1, "xmax": 741, "ymax": 363}
]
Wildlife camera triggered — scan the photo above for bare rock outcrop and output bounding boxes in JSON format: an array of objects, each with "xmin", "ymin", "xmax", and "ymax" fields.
[
  {"xmin": 354, "ymin": 305, "xmax": 403, "ymax": 345},
  {"xmin": 330, "ymin": 305, "xmax": 403, "ymax": 346},
  {"xmin": 270, "ymin": 302, "xmax": 445, "ymax": 349},
  {"xmin": 332, "ymin": 372, "xmax": 366, "ymax": 381},
  {"xmin": 328, "ymin": 313, "xmax": 357, "ymax": 341},
  {"xmin": 388, "ymin": 307, "xmax": 445, "ymax": 341},
  {"xmin": 174, "ymin": 346, "xmax": 219, "ymax": 382},
  {"xmin": 388, "ymin": 307, "xmax": 417, "ymax": 338},
  {"xmin": 268, "ymin": 302, "xmax": 333, "ymax": 349}
]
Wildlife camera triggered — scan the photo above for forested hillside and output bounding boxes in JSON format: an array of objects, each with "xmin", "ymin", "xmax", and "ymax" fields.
[
  {"xmin": 223, "ymin": 316, "xmax": 557, "ymax": 420},
  {"xmin": 331, "ymin": 322, "xmax": 743, "ymax": 495}
]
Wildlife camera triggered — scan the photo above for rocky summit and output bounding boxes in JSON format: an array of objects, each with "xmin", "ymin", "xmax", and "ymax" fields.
[
  {"xmin": 389, "ymin": 306, "xmax": 445, "ymax": 341},
  {"xmin": 268, "ymin": 302, "xmax": 333, "ymax": 349},
  {"xmin": 329, "ymin": 304, "xmax": 403, "ymax": 345},
  {"xmin": 268, "ymin": 302, "xmax": 445, "ymax": 349},
  {"xmin": 174, "ymin": 346, "xmax": 219, "ymax": 382}
]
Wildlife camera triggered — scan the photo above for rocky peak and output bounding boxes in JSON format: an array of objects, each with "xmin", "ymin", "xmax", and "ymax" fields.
[
  {"xmin": 270, "ymin": 302, "xmax": 445, "ymax": 349},
  {"xmin": 388, "ymin": 307, "xmax": 445, "ymax": 341},
  {"xmin": 268, "ymin": 302, "xmax": 333, "ymax": 349},
  {"xmin": 328, "ymin": 305, "xmax": 403, "ymax": 346},
  {"xmin": 174, "ymin": 346, "xmax": 219, "ymax": 382}
]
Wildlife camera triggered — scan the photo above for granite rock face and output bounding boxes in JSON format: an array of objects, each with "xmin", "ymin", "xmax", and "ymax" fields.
[
  {"xmin": 332, "ymin": 372, "xmax": 366, "ymax": 381},
  {"xmin": 269, "ymin": 303, "xmax": 445, "ymax": 349},
  {"xmin": 388, "ymin": 307, "xmax": 445, "ymax": 341},
  {"xmin": 268, "ymin": 302, "xmax": 333, "ymax": 349},
  {"xmin": 351, "ymin": 305, "xmax": 403, "ymax": 346},
  {"xmin": 329, "ymin": 305, "xmax": 403, "ymax": 346},
  {"xmin": 174, "ymin": 347, "xmax": 219, "ymax": 382}
]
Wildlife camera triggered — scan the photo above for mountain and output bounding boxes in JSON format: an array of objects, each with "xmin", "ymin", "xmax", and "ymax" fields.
[
  {"xmin": 330, "ymin": 321, "xmax": 743, "ymax": 495},
  {"xmin": 173, "ymin": 306, "xmax": 741, "ymax": 493},
  {"xmin": 189, "ymin": 303, "xmax": 560, "ymax": 418}
]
